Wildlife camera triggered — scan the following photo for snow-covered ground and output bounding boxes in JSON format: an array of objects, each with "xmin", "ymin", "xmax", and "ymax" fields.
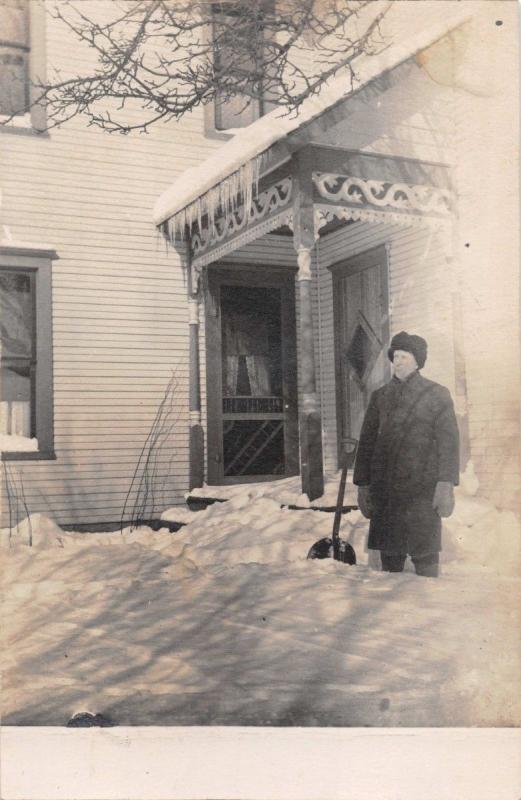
[{"xmin": 1, "ymin": 467, "xmax": 520, "ymax": 727}]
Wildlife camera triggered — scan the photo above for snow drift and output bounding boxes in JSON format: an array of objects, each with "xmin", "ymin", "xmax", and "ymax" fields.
[{"xmin": 1, "ymin": 465, "xmax": 519, "ymax": 726}]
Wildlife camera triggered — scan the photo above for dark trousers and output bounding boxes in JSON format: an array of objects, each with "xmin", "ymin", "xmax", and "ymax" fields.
[{"xmin": 381, "ymin": 551, "xmax": 439, "ymax": 578}]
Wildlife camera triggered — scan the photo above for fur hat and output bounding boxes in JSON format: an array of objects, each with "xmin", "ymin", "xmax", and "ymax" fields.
[{"xmin": 387, "ymin": 331, "xmax": 427, "ymax": 369}]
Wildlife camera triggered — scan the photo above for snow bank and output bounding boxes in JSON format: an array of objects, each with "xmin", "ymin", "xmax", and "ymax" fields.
[
  {"xmin": 163, "ymin": 465, "xmax": 521, "ymax": 577},
  {"xmin": 443, "ymin": 497, "xmax": 521, "ymax": 576},
  {"xmin": 166, "ymin": 496, "xmax": 370, "ymax": 570},
  {"xmin": 440, "ymin": 462, "xmax": 521, "ymax": 576},
  {"xmin": 0, "ymin": 513, "xmax": 181, "ymax": 552},
  {"xmin": 0, "ymin": 514, "xmax": 64, "ymax": 548},
  {"xmin": 3, "ymin": 462, "xmax": 519, "ymax": 578},
  {"xmin": 1, "ymin": 467, "xmax": 519, "ymax": 727},
  {"xmin": 0, "ymin": 434, "xmax": 38, "ymax": 452}
]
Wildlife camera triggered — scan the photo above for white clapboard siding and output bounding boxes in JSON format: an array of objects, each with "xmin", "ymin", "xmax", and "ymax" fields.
[
  {"xmin": 1, "ymin": 2, "xmax": 465, "ymax": 526},
  {"xmin": 0, "ymin": 4, "xmax": 221, "ymax": 528}
]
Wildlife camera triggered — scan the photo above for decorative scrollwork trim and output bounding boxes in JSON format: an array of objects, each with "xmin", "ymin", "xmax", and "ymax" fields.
[
  {"xmin": 313, "ymin": 172, "xmax": 453, "ymax": 217},
  {"xmin": 192, "ymin": 208, "xmax": 294, "ymax": 275},
  {"xmin": 191, "ymin": 177, "xmax": 292, "ymax": 259}
]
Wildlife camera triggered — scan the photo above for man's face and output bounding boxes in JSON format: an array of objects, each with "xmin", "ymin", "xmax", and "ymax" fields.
[{"xmin": 392, "ymin": 349, "xmax": 418, "ymax": 381}]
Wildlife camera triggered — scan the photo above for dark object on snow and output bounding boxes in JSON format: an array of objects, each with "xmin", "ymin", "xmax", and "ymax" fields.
[
  {"xmin": 285, "ymin": 503, "xmax": 357, "ymax": 513},
  {"xmin": 186, "ymin": 495, "xmax": 227, "ymax": 511},
  {"xmin": 67, "ymin": 712, "xmax": 115, "ymax": 728},
  {"xmin": 136, "ymin": 518, "xmax": 186, "ymax": 532},
  {"xmin": 307, "ymin": 438, "xmax": 357, "ymax": 565}
]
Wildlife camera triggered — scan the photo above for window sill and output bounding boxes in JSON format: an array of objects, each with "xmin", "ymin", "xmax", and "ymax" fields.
[
  {"xmin": 0, "ymin": 123, "xmax": 49, "ymax": 138},
  {"xmin": 203, "ymin": 103, "xmax": 240, "ymax": 141},
  {"xmin": 204, "ymin": 127, "xmax": 234, "ymax": 142},
  {"xmin": 1, "ymin": 450, "xmax": 56, "ymax": 462}
]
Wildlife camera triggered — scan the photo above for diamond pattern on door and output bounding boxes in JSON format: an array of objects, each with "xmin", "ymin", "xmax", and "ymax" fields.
[{"xmin": 345, "ymin": 312, "xmax": 382, "ymax": 384}]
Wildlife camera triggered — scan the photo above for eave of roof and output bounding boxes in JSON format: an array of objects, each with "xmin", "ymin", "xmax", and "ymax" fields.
[{"xmin": 153, "ymin": 8, "xmax": 470, "ymax": 229}]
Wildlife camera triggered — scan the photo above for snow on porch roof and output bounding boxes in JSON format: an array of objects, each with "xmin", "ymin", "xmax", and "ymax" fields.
[{"xmin": 153, "ymin": 10, "xmax": 469, "ymax": 232}]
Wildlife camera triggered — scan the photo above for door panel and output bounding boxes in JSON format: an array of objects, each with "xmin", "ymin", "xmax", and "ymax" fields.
[
  {"xmin": 331, "ymin": 245, "xmax": 390, "ymax": 463},
  {"xmin": 205, "ymin": 267, "xmax": 298, "ymax": 484}
]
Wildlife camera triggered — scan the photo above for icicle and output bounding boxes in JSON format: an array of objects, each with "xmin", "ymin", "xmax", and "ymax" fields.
[{"xmin": 160, "ymin": 152, "xmax": 266, "ymax": 244}]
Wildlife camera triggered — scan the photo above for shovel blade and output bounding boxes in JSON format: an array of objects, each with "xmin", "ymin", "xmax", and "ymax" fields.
[{"xmin": 307, "ymin": 537, "xmax": 356, "ymax": 565}]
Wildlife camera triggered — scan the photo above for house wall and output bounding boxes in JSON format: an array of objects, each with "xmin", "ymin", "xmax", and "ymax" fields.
[
  {"xmin": 320, "ymin": 60, "xmax": 456, "ymax": 166},
  {"xmin": 450, "ymin": 5, "xmax": 520, "ymax": 510},
  {"xmin": 0, "ymin": 3, "xmax": 224, "ymax": 528},
  {"xmin": 2, "ymin": 1, "xmax": 518, "ymax": 526},
  {"xmin": 204, "ymin": 4, "xmax": 521, "ymax": 508},
  {"xmin": 316, "ymin": 4, "xmax": 521, "ymax": 511},
  {"xmin": 196, "ymin": 5, "xmax": 521, "ymax": 513},
  {"xmin": 204, "ymin": 4, "xmax": 519, "ymax": 512}
]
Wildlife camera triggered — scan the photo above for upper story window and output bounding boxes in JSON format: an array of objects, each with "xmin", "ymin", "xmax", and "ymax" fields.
[
  {"xmin": 0, "ymin": 0, "xmax": 29, "ymax": 116},
  {"xmin": 0, "ymin": 247, "xmax": 56, "ymax": 459},
  {"xmin": 0, "ymin": 0, "xmax": 46, "ymax": 131},
  {"xmin": 209, "ymin": 3, "xmax": 272, "ymax": 134}
]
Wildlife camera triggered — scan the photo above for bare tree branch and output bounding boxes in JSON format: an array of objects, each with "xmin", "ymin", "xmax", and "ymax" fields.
[{"xmin": 1, "ymin": 0, "xmax": 391, "ymax": 134}]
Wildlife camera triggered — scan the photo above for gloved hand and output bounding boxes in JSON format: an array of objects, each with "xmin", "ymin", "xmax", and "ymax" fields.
[
  {"xmin": 432, "ymin": 481, "xmax": 455, "ymax": 517},
  {"xmin": 357, "ymin": 485, "xmax": 372, "ymax": 519}
]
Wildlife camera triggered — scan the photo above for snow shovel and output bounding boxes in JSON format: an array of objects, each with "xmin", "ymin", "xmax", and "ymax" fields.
[{"xmin": 307, "ymin": 437, "xmax": 357, "ymax": 565}]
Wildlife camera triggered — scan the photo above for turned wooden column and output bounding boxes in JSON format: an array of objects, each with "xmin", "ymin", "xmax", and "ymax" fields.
[
  {"xmin": 187, "ymin": 255, "xmax": 204, "ymax": 490},
  {"xmin": 292, "ymin": 147, "xmax": 324, "ymax": 501}
]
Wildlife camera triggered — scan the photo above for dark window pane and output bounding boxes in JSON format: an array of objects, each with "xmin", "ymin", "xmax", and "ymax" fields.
[
  {"xmin": 223, "ymin": 419, "xmax": 284, "ymax": 476},
  {"xmin": 212, "ymin": 6, "xmax": 261, "ymax": 130},
  {"xmin": 0, "ymin": 269, "xmax": 34, "ymax": 437},
  {"xmin": 215, "ymin": 90, "xmax": 258, "ymax": 131},
  {"xmin": 1, "ymin": 361, "xmax": 30, "ymax": 401},
  {"xmin": 221, "ymin": 285, "xmax": 282, "ymax": 399},
  {"xmin": 0, "ymin": 45, "xmax": 28, "ymax": 114},
  {"xmin": 0, "ymin": 271, "xmax": 33, "ymax": 357}
]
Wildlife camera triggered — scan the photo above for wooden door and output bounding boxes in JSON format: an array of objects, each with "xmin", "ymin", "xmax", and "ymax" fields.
[
  {"xmin": 330, "ymin": 245, "xmax": 390, "ymax": 463},
  {"xmin": 205, "ymin": 266, "xmax": 299, "ymax": 485}
]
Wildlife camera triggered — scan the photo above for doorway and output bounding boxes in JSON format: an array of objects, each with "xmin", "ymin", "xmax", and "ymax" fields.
[
  {"xmin": 205, "ymin": 266, "xmax": 299, "ymax": 484},
  {"xmin": 330, "ymin": 245, "xmax": 390, "ymax": 464}
]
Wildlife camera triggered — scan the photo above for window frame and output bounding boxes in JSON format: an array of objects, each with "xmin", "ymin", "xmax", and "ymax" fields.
[
  {"xmin": 204, "ymin": 4, "xmax": 266, "ymax": 138},
  {"xmin": 0, "ymin": 244, "xmax": 56, "ymax": 460},
  {"xmin": 0, "ymin": 0, "xmax": 47, "ymax": 134}
]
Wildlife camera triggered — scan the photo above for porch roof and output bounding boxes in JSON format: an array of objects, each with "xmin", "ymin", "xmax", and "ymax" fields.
[{"xmin": 153, "ymin": 9, "xmax": 469, "ymax": 236}]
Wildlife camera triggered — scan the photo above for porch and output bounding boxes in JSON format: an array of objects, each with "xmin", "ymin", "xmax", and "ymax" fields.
[{"xmin": 156, "ymin": 142, "xmax": 453, "ymax": 500}]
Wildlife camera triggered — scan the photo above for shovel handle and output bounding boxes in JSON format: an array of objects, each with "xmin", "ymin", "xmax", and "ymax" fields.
[
  {"xmin": 332, "ymin": 457, "xmax": 348, "ymax": 543},
  {"xmin": 332, "ymin": 437, "xmax": 358, "ymax": 543}
]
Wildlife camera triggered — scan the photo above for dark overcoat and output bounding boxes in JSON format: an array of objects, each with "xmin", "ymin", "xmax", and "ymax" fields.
[{"xmin": 353, "ymin": 371, "xmax": 459, "ymax": 556}]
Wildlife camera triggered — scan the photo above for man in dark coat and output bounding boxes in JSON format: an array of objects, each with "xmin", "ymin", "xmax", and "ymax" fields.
[{"xmin": 353, "ymin": 331, "xmax": 459, "ymax": 577}]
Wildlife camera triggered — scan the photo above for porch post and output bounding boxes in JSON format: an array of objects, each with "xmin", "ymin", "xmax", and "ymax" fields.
[
  {"xmin": 293, "ymin": 149, "xmax": 324, "ymax": 501},
  {"xmin": 187, "ymin": 247, "xmax": 204, "ymax": 490}
]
